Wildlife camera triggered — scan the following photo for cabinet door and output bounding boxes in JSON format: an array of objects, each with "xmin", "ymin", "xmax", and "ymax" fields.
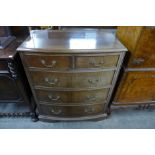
[
  {"xmin": 0, "ymin": 74, "xmax": 21, "ymax": 101},
  {"xmin": 117, "ymin": 26, "xmax": 143, "ymax": 52},
  {"xmin": 113, "ymin": 71, "xmax": 155, "ymax": 105},
  {"xmin": 128, "ymin": 28, "xmax": 155, "ymax": 68},
  {"xmin": 0, "ymin": 61, "xmax": 8, "ymax": 70}
]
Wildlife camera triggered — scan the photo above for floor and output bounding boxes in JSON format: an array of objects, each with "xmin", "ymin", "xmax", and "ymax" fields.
[{"xmin": 0, "ymin": 106, "xmax": 155, "ymax": 129}]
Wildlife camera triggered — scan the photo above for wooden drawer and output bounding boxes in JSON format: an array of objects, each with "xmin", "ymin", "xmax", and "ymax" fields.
[
  {"xmin": 30, "ymin": 71, "xmax": 114, "ymax": 89},
  {"xmin": 39, "ymin": 104, "xmax": 104, "ymax": 117},
  {"xmin": 0, "ymin": 61, "xmax": 8, "ymax": 70},
  {"xmin": 75, "ymin": 55, "xmax": 119, "ymax": 69},
  {"xmin": 35, "ymin": 88, "xmax": 109, "ymax": 104},
  {"xmin": 24, "ymin": 54, "xmax": 71, "ymax": 70}
]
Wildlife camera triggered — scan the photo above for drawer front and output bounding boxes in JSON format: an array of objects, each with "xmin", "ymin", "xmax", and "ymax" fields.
[
  {"xmin": 0, "ymin": 61, "xmax": 8, "ymax": 70},
  {"xmin": 76, "ymin": 55, "xmax": 119, "ymax": 69},
  {"xmin": 39, "ymin": 104, "xmax": 104, "ymax": 117},
  {"xmin": 24, "ymin": 54, "xmax": 71, "ymax": 70},
  {"xmin": 30, "ymin": 71, "xmax": 114, "ymax": 89},
  {"xmin": 35, "ymin": 88, "xmax": 109, "ymax": 104}
]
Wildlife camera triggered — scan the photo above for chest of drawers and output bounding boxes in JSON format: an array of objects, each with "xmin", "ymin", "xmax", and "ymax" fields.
[{"xmin": 18, "ymin": 29, "xmax": 127, "ymax": 121}]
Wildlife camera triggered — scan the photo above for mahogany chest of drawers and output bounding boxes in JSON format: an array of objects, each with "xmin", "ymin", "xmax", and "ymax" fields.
[{"xmin": 17, "ymin": 29, "xmax": 127, "ymax": 121}]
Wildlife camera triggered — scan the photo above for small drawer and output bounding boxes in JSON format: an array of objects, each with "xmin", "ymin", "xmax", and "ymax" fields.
[
  {"xmin": 24, "ymin": 54, "xmax": 71, "ymax": 70},
  {"xmin": 0, "ymin": 61, "xmax": 8, "ymax": 70},
  {"xmin": 75, "ymin": 55, "xmax": 119, "ymax": 69},
  {"xmin": 30, "ymin": 71, "xmax": 114, "ymax": 89},
  {"xmin": 39, "ymin": 104, "xmax": 105, "ymax": 117},
  {"xmin": 35, "ymin": 88, "xmax": 109, "ymax": 104}
]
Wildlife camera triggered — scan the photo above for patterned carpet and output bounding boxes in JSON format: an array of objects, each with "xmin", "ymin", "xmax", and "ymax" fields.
[{"xmin": 0, "ymin": 106, "xmax": 155, "ymax": 129}]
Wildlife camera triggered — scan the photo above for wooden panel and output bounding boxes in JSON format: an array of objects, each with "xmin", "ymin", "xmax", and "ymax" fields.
[
  {"xmin": 114, "ymin": 71, "xmax": 155, "ymax": 104},
  {"xmin": 30, "ymin": 71, "xmax": 114, "ymax": 89},
  {"xmin": 24, "ymin": 54, "xmax": 71, "ymax": 70},
  {"xmin": 0, "ymin": 75, "xmax": 20, "ymax": 100},
  {"xmin": 116, "ymin": 26, "xmax": 143, "ymax": 52},
  {"xmin": 76, "ymin": 55, "xmax": 119, "ymax": 69},
  {"xmin": 39, "ymin": 104, "xmax": 104, "ymax": 117},
  {"xmin": 128, "ymin": 27, "xmax": 155, "ymax": 68},
  {"xmin": 35, "ymin": 88, "xmax": 109, "ymax": 104},
  {"xmin": 0, "ymin": 61, "xmax": 8, "ymax": 70}
]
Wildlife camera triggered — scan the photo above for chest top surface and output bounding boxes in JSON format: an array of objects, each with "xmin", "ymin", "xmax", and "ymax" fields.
[
  {"xmin": 17, "ymin": 29, "xmax": 127, "ymax": 53},
  {"xmin": 0, "ymin": 41, "xmax": 18, "ymax": 59}
]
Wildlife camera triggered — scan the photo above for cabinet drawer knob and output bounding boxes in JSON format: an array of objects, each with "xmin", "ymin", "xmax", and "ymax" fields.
[
  {"xmin": 48, "ymin": 94, "xmax": 60, "ymax": 101},
  {"xmin": 45, "ymin": 77, "xmax": 58, "ymax": 85},
  {"xmin": 41, "ymin": 59, "xmax": 57, "ymax": 68},
  {"xmin": 51, "ymin": 108, "xmax": 62, "ymax": 115}
]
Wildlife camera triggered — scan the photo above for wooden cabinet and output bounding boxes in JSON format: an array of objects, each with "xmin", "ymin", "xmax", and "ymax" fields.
[
  {"xmin": 0, "ymin": 74, "xmax": 21, "ymax": 100},
  {"xmin": 113, "ymin": 26, "xmax": 155, "ymax": 106},
  {"xmin": 117, "ymin": 26, "xmax": 155, "ymax": 68},
  {"xmin": 114, "ymin": 71, "xmax": 155, "ymax": 104},
  {"xmin": 18, "ymin": 29, "xmax": 126, "ymax": 121},
  {"xmin": 0, "ymin": 41, "xmax": 37, "ymax": 121}
]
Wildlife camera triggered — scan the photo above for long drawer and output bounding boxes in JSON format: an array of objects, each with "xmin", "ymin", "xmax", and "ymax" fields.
[
  {"xmin": 39, "ymin": 104, "xmax": 104, "ymax": 117},
  {"xmin": 75, "ymin": 55, "xmax": 119, "ymax": 69},
  {"xmin": 35, "ymin": 88, "xmax": 109, "ymax": 105},
  {"xmin": 30, "ymin": 71, "xmax": 115, "ymax": 89}
]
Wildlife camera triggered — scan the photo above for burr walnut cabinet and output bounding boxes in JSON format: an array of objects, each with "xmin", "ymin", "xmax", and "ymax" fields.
[
  {"xmin": 113, "ymin": 26, "xmax": 155, "ymax": 106},
  {"xmin": 17, "ymin": 29, "xmax": 126, "ymax": 121}
]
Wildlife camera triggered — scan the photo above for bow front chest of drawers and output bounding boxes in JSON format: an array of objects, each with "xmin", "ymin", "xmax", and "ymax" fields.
[{"xmin": 17, "ymin": 30, "xmax": 127, "ymax": 121}]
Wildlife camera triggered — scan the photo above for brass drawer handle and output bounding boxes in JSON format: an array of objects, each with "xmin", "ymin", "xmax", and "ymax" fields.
[
  {"xmin": 84, "ymin": 107, "xmax": 95, "ymax": 113},
  {"xmin": 51, "ymin": 108, "xmax": 62, "ymax": 115},
  {"xmin": 89, "ymin": 61, "xmax": 104, "ymax": 67},
  {"xmin": 86, "ymin": 96, "xmax": 97, "ymax": 101},
  {"xmin": 41, "ymin": 59, "xmax": 57, "ymax": 68},
  {"xmin": 48, "ymin": 94, "xmax": 60, "ymax": 101},
  {"xmin": 132, "ymin": 58, "xmax": 144, "ymax": 65},
  {"xmin": 45, "ymin": 77, "xmax": 58, "ymax": 85},
  {"xmin": 88, "ymin": 79, "xmax": 99, "ymax": 85}
]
